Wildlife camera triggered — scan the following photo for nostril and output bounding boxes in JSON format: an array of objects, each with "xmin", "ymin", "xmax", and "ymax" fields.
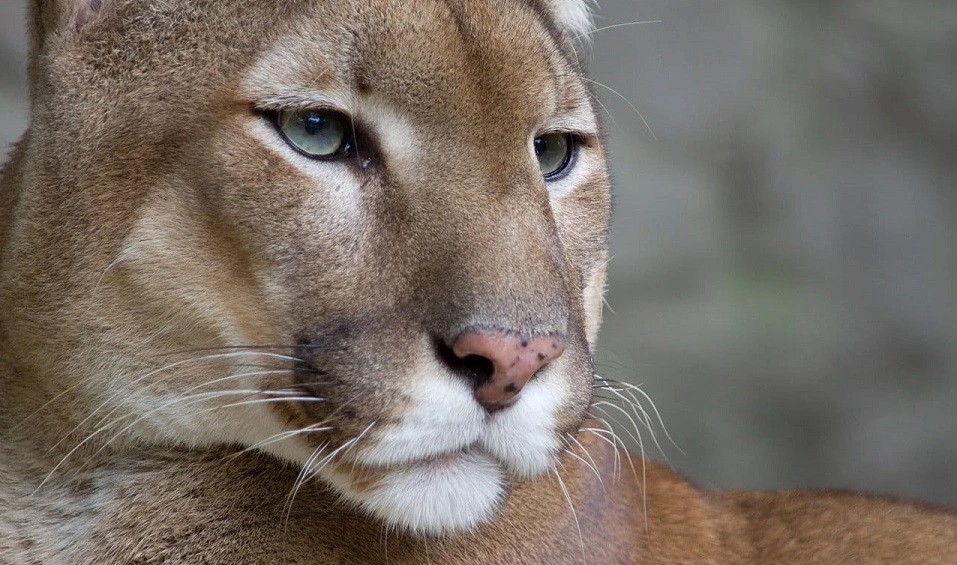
[{"xmin": 435, "ymin": 338, "xmax": 495, "ymax": 387}]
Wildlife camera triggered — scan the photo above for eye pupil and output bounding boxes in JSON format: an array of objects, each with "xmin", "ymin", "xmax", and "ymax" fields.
[
  {"xmin": 534, "ymin": 137, "xmax": 547, "ymax": 157},
  {"xmin": 303, "ymin": 113, "xmax": 326, "ymax": 135}
]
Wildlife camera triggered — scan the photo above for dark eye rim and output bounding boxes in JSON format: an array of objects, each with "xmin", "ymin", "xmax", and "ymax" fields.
[
  {"xmin": 265, "ymin": 109, "xmax": 358, "ymax": 161},
  {"xmin": 537, "ymin": 132, "xmax": 579, "ymax": 182}
]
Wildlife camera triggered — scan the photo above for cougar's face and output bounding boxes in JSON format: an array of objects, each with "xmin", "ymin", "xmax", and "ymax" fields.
[{"xmin": 11, "ymin": 0, "xmax": 610, "ymax": 534}]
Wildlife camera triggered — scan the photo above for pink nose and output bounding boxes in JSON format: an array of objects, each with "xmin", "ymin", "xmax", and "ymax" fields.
[{"xmin": 451, "ymin": 330, "xmax": 565, "ymax": 412}]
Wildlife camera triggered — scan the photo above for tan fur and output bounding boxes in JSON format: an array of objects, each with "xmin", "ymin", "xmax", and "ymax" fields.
[{"xmin": 1, "ymin": 0, "xmax": 954, "ymax": 563}]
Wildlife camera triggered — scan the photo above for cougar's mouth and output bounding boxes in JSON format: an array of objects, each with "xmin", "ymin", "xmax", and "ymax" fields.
[
  {"xmin": 351, "ymin": 445, "xmax": 490, "ymax": 478},
  {"xmin": 273, "ymin": 327, "xmax": 586, "ymax": 534}
]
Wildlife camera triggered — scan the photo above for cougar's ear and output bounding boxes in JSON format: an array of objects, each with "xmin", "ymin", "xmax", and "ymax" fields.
[
  {"xmin": 30, "ymin": 0, "xmax": 108, "ymax": 48},
  {"xmin": 540, "ymin": 0, "xmax": 595, "ymax": 42},
  {"xmin": 27, "ymin": 0, "xmax": 108, "ymax": 90}
]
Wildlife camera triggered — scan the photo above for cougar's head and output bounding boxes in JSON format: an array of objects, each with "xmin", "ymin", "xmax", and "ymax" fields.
[{"xmin": 2, "ymin": 0, "xmax": 610, "ymax": 534}]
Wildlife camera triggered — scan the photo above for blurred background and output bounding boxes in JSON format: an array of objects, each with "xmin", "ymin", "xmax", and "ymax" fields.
[{"xmin": 2, "ymin": 2, "xmax": 955, "ymax": 504}]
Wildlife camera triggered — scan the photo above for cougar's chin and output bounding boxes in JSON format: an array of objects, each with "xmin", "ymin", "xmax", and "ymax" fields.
[
  {"xmin": 327, "ymin": 449, "xmax": 506, "ymax": 535},
  {"xmin": 313, "ymin": 378, "xmax": 570, "ymax": 535}
]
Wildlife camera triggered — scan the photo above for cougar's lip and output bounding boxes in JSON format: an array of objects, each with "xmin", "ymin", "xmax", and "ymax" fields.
[
  {"xmin": 362, "ymin": 443, "xmax": 488, "ymax": 471},
  {"xmin": 435, "ymin": 443, "xmax": 516, "ymax": 466},
  {"xmin": 392, "ymin": 447, "xmax": 476, "ymax": 471},
  {"xmin": 334, "ymin": 446, "xmax": 493, "ymax": 492}
]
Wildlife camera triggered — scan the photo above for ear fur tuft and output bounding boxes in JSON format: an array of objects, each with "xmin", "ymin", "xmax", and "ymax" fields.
[{"xmin": 541, "ymin": 0, "xmax": 595, "ymax": 42}]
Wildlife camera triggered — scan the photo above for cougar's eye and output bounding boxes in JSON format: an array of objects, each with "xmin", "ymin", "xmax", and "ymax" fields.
[
  {"xmin": 533, "ymin": 132, "xmax": 574, "ymax": 179},
  {"xmin": 277, "ymin": 110, "xmax": 353, "ymax": 159}
]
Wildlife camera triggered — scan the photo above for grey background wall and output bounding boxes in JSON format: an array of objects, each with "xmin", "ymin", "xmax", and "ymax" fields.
[{"xmin": 2, "ymin": 2, "xmax": 955, "ymax": 505}]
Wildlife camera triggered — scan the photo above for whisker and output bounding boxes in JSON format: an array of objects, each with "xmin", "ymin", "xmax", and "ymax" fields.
[
  {"xmin": 582, "ymin": 77, "xmax": 657, "ymax": 140},
  {"xmin": 553, "ymin": 468, "xmax": 587, "ymax": 565},
  {"xmin": 591, "ymin": 400, "xmax": 652, "ymax": 455},
  {"xmin": 572, "ymin": 20, "xmax": 663, "ymax": 44},
  {"xmin": 34, "ymin": 386, "xmax": 287, "ymax": 495},
  {"xmin": 592, "ymin": 386, "xmax": 668, "ymax": 461},
  {"xmin": 381, "ymin": 522, "xmax": 391, "ymax": 565},
  {"xmin": 565, "ymin": 432, "xmax": 604, "ymax": 489},
  {"xmin": 233, "ymin": 389, "xmax": 366, "ymax": 461},
  {"xmin": 563, "ymin": 448, "xmax": 602, "ymax": 486},
  {"xmin": 595, "ymin": 377, "xmax": 681, "ymax": 453},
  {"xmin": 15, "ymin": 350, "xmax": 285, "ymax": 434},
  {"xmin": 42, "ymin": 365, "xmax": 309, "ymax": 490},
  {"xmin": 562, "ymin": 437, "xmax": 603, "ymax": 488},
  {"xmin": 81, "ymin": 368, "xmax": 299, "ymax": 451},
  {"xmin": 589, "ymin": 410, "xmax": 648, "ymax": 528},
  {"xmin": 92, "ymin": 367, "xmax": 299, "ymax": 448},
  {"xmin": 163, "ymin": 343, "xmax": 331, "ymax": 355},
  {"xmin": 593, "ymin": 385, "xmax": 653, "ymax": 429},
  {"xmin": 46, "ymin": 352, "xmax": 300, "ymax": 454},
  {"xmin": 579, "ymin": 424, "xmax": 621, "ymax": 480},
  {"xmin": 586, "ymin": 89, "xmax": 620, "ymax": 133},
  {"xmin": 282, "ymin": 421, "xmax": 375, "ymax": 527},
  {"xmin": 283, "ymin": 442, "xmax": 327, "ymax": 528},
  {"xmin": 193, "ymin": 395, "xmax": 324, "ymax": 415},
  {"xmin": 232, "ymin": 422, "xmax": 335, "ymax": 458}
]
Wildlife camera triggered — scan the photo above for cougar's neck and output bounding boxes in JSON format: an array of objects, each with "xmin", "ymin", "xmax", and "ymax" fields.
[
  {"xmin": 0, "ymin": 135, "xmax": 25, "ymax": 265},
  {"xmin": 0, "ymin": 134, "xmax": 110, "ymax": 478},
  {"xmin": 0, "ymin": 135, "xmax": 30, "ymax": 433}
]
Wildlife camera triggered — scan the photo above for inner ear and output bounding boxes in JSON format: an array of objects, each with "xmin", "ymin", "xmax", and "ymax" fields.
[{"xmin": 73, "ymin": 0, "xmax": 105, "ymax": 32}]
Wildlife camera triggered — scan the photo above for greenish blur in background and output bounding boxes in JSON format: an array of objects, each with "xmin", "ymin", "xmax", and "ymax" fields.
[{"xmin": 2, "ymin": 2, "xmax": 955, "ymax": 504}]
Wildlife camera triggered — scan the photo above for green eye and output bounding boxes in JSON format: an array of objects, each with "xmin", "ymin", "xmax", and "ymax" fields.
[
  {"xmin": 533, "ymin": 132, "xmax": 574, "ymax": 179},
  {"xmin": 277, "ymin": 110, "xmax": 353, "ymax": 159}
]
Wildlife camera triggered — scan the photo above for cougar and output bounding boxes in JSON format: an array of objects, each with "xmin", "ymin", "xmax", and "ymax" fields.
[{"xmin": 1, "ymin": 0, "xmax": 954, "ymax": 562}]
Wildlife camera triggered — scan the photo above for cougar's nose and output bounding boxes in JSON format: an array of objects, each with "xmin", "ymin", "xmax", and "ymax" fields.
[{"xmin": 450, "ymin": 330, "xmax": 565, "ymax": 413}]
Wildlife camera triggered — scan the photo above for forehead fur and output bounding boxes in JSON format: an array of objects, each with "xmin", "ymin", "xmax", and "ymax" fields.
[{"xmin": 240, "ymin": 0, "xmax": 595, "ymax": 137}]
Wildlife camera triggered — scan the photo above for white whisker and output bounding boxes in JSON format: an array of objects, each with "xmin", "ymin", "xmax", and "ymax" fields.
[
  {"xmin": 580, "ymin": 425, "xmax": 621, "ymax": 480},
  {"xmin": 35, "ymin": 387, "xmax": 280, "ymax": 495},
  {"xmin": 572, "ymin": 20, "xmax": 663, "ymax": 43},
  {"xmin": 283, "ymin": 442, "xmax": 327, "ymax": 528},
  {"xmin": 582, "ymin": 77, "xmax": 657, "ymax": 140},
  {"xmin": 566, "ymin": 432, "xmax": 604, "ymax": 489},
  {"xmin": 553, "ymin": 468, "xmax": 587, "ymax": 565},
  {"xmin": 590, "ymin": 410, "xmax": 648, "ymax": 528},
  {"xmin": 47, "ymin": 352, "xmax": 299, "ymax": 455},
  {"xmin": 38, "ymin": 366, "xmax": 300, "ymax": 492},
  {"xmin": 595, "ymin": 377, "xmax": 681, "ymax": 453},
  {"xmin": 593, "ymin": 385, "xmax": 668, "ymax": 460},
  {"xmin": 233, "ymin": 422, "xmax": 335, "ymax": 457},
  {"xmin": 283, "ymin": 421, "xmax": 376, "ymax": 527},
  {"xmin": 563, "ymin": 441, "xmax": 603, "ymax": 488}
]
